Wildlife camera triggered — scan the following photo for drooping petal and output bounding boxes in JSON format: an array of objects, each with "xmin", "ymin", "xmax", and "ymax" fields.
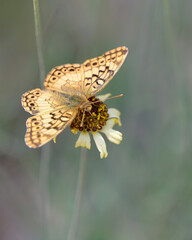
[
  {"xmin": 101, "ymin": 127, "xmax": 122, "ymax": 144},
  {"xmin": 108, "ymin": 108, "xmax": 122, "ymax": 126},
  {"xmin": 97, "ymin": 93, "xmax": 111, "ymax": 102},
  {"xmin": 92, "ymin": 132, "xmax": 108, "ymax": 159},
  {"xmin": 104, "ymin": 118, "xmax": 120, "ymax": 131},
  {"xmin": 75, "ymin": 132, "xmax": 91, "ymax": 149}
]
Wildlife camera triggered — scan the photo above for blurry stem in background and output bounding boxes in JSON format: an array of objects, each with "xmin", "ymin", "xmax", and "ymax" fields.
[
  {"xmin": 33, "ymin": 0, "xmax": 50, "ymax": 239},
  {"xmin": 67, "ymin": 148, "xmax": 87, "ymax": 240},
  {"xmin": 163, "ymin": 0, "xmax": 186, "ymax": 152},
  {"xmin": 33, "ymin": 0, "xmax": 45, "ymax": 86},
  {"xmin": 163, "ymin": 0, "xmax": 176, "ymax": 69}
]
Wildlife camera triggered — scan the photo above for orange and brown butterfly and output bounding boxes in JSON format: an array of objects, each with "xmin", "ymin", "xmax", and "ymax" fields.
[{"xmin": 21, "ymin": 46, "xmax": 128, "ymax": 148}]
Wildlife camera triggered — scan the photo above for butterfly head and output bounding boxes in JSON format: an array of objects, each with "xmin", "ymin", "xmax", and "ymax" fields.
[{"xmin": 79, "ymin": 97, "xmax": 93, "ymax": 112}]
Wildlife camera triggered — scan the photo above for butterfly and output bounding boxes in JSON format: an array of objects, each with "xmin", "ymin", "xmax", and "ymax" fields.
[{"xmin": 21, "ymin": 46, "xmax": 128, "ymax": 148}]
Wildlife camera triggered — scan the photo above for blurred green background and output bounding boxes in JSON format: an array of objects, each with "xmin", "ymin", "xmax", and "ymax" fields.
[{"xmin": 1, "ymin": 0, "xmax": 192, "ymax": 239}]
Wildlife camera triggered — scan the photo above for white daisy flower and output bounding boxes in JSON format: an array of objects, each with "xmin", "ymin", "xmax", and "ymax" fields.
[{"xmin": 70, "ymin": 94, "xmax": 122, "ymax": 159}]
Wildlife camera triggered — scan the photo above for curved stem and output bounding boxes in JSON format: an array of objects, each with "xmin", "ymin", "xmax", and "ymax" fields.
[
  {"xmin": 33, "ymin": 0, "xmax": 45, "ymax": 85},
  {"xmin": 67, "ymin": 148, "xmax": 87, "ymax": 240}
]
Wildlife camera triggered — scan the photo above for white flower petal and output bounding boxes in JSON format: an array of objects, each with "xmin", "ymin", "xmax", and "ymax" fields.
[
  {"xmin": 101, "ymin": 127, "xmax": 122, "ymax": 144},
  {"xmin": 75, "ymin": 132, "xmax": 91, "ymax": 149},
  {"xmin": 108, "ymin": 108, "xmax": 122, "ymax": 126},
  {"xmin": 104, "ymin": 118, "xmax": 121, "ymax": 130},
  {"xmin": 97, "ymin": 93, "xmax": 111, "ymax": 102},
  {"xmin": 92, "ymin": 132, "xmax": 108, "ymax": 159}
]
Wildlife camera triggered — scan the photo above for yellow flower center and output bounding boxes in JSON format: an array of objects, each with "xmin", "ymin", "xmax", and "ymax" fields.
[{"xmin": 70, "ymin": 96, "xmax": 109, "ymax": 132}]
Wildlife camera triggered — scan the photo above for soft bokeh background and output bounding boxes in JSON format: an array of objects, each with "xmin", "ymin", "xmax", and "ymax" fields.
[{"xmin": 1, "ymin": 0, "xmax": 192, "ymax": 239}]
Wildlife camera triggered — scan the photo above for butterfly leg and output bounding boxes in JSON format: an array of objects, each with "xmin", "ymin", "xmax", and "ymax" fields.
[{"xmin": 80, "ymin": 110, "xmax": 86, "ymax": 127}]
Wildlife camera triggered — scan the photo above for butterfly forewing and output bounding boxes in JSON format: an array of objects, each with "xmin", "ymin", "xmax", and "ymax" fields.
[
  {"xmin": 44, "ymin": 64, "xmax": 83, "ymax": 93},
  {"xmin": 44, "ymin": 47, "xmax": 128, "ymax": 97},
  {"xmin": 82, "ymin": 46, "xmax": 128, "ymax": 96}
]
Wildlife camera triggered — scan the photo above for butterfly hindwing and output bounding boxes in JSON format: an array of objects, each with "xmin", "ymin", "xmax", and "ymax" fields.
[
  {"xmin": 25, "ymin": 108, "xmax": 77, "ymax": 148},
  {"xmin": 22, "ymin": 88, "xmax": 65, "ymax": 115}
]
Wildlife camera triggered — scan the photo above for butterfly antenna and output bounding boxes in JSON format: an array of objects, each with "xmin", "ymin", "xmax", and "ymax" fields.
[
  {"xmin": 91, "ymin": 94, "xmax": 123, "ymax": 105},
  {"xmin": 104, "ymin": 94, "xmax": 123, "ymax": 101}
]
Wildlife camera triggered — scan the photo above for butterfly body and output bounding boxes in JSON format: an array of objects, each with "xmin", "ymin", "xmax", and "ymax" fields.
[
  {"xmin": 22, "ymin": 46, "xmax": 128, "ymax": 148},
  {"xmin": 50, "ymin": 90, "xmax": 85, "ymax": 108}
]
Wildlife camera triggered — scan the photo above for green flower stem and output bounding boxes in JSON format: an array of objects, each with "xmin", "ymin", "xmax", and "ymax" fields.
[
  {"xmin": 67, "ymin": 148, "xmax": 87, "ymax": 240},
  {"xmin": 39, "ymin": 145, "xmax": 51, "ymax": 239},
  {"xmin": 33, "ymin": 0, "xmax": 45, "ymax": 85}
]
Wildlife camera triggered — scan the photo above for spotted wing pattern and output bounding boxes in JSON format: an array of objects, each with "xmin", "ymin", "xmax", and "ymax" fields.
[
  {"xmin": 44, "ymin": 64, "xmax": 82, "ymax": 93},
  {"xmin": 25, "ymin": 108, "xmax": 76, "ymax": 148},
  {"xmin": 82, "ymin": 46, "xmax": 128, "ymax": 96},
  {"xmin": 22, "ymin": 46, "xmax": 128, "ymax": 148},
  {"xmin": 22, "ymin": 88, "xmax": 63, "ymax": 115}
]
